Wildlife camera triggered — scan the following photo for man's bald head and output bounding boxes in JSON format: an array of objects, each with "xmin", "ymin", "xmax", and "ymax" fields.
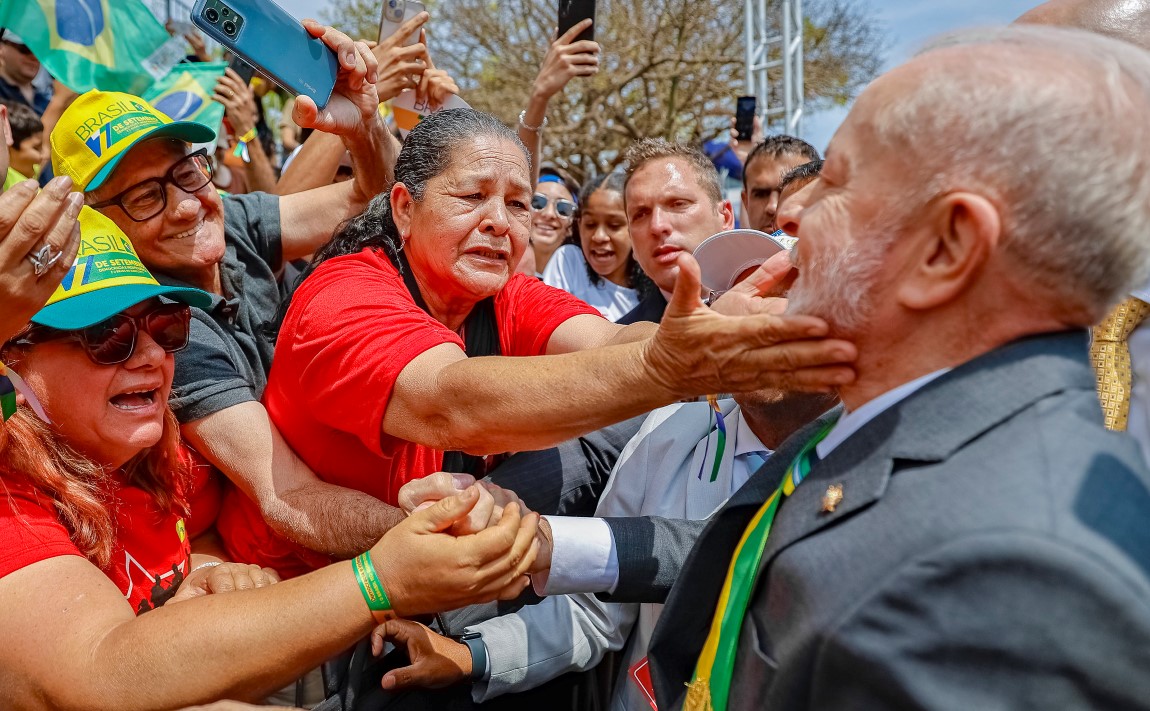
[{"xmin": 1018, "ymin": 0, "xmax": 1150, "ymax": 52}]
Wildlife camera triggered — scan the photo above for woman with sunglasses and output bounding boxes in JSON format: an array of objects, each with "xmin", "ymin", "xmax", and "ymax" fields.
[
  {"xmin": 542, "ymin": 172, "xmax": 657, "ymax": 322},
  {"xmin": 0, "ymin": 208, "xmax": 542, "ymax": 710},
  {"xmin": 529, "ymin": 166, "xmax": 580, "ymax": 274}
]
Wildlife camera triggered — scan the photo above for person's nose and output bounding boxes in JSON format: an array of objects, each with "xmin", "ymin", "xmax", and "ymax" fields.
[
  {"xmin": 125, "ymin": 329, "xmax": 167, "ymax": 370},
  {"xmin": 166, "ymin": 183, "xmax": 202, "ymax": 222},
  {"xmin": 590, "ymin": 225, "xmax": 611, "ymax": 246},
  {"xmin": 766, "ymin": 191, "xmax": 781, "ymax": 218},
  {"xmin": 648, "ymin": 206, "xmax": 673, "ymax": 238},
  {"xmin": 481, "ymin": 199, "xmax": 511, "ymax": 236},
  {"xmin": 776, "ymin": 199, "xmax": 801, "ymax": 236}
]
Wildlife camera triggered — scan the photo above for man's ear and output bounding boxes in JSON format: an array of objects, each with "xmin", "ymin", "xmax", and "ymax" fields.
[
  {"xmin": 390, "ymin": 182, "xmax": 415, "ymax": 245},
  {"xmin": 897, "ymin": 192, "xmax": 1001, "ymax": 311},
  {"xmin": 720, "ymin": 199, "xmax": 735, "ymax": 230}
]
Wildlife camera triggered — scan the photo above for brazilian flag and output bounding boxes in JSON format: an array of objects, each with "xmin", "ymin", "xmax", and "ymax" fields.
[
  {"xmin": 144, "ymin": 61, "xmax": 226, "ymax": 135},
  {"xmin": 0, "ymin": 0, "xmax": 172, "ymax": 95}
]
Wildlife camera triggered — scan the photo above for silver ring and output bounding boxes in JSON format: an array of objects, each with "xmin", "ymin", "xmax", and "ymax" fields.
[{"xmin": 27, "ymin": 243, "xmax": 62, "ymax": 277}]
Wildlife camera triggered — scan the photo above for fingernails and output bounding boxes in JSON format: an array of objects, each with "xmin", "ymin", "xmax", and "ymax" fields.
[
  {"xmin": 66, "ymin": 192, "xmax": 84, "ymax": 217},
  {"xmin": 47, "ymin": 175, "xmax": 73, "ymax": 198},
  {"xmin": 345, "ymin": 50, "xmax": 356, "ymax": 65},
  {"xmin": 450, "ymin": 473, "xmax": 473, "ymax": 489}
]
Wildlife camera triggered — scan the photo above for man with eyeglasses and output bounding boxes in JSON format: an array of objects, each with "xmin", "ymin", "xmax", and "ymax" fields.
[
  {"xmin": 0, "ymin": 30, "xmax": 50, "ymax": 117},
  {"xmin": 48, "ymin": 22, "xmax": 405, "ymax": 571}
]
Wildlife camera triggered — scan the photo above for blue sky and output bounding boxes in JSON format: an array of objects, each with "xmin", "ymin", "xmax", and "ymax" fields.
[
  {"xmin": 276, "ymin": 0, "xmax": 1041, "ymax": 149},
  {"xmin": 803, "ymin": 0, "xmax": 1040, "ymax": 150}
]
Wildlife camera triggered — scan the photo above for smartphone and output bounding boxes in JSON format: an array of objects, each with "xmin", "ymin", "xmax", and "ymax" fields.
[
  {"xmin": 378, "ymin": 0, "xmax": 426, "ymax": 46},
  {"xmin": 558, "ymin": 0, "xmax": 596, "ymax": 43},
  {"xmin": 192, "ymin": 0, "xmax": 338, "ymax": 109},
  {"xmin": 228, "ymin": 55, "xmax": 256, "ymax": 85},
  {"xmin": 735, "ymin": 95, "xmax": 757, "ymax": 142}
]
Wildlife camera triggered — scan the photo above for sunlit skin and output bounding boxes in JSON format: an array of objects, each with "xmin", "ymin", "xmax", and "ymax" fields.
[
  {"xmin": 625, "ymin": 157, "xmax": 733, "ymax": 293},
  {"xmin": 578, "ymin": 187, "xmax": 632, "ymax": 286},
  {"xmin": 9, "ymin": 131, "xmax": 41, "ymax": 179},
  {"xmin": 392, "ymin": 135, "xmax": 533, "ymax": 331},
  {"xmin": 742, "ymin": 153, "xmax": 812, "ymax": 233},
  {"xmin": 531, "ymin": 180, "xmax": 575, "ymax": 272},
  {"xmin": 15, "ymin": 300, "xmax": 175, "ymax": 470},
  {"xmin": 86, "ymin": 138, "xmax": 227, "ymax": 293}
]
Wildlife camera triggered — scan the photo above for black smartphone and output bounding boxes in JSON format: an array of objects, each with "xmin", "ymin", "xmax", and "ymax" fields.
[
  {"xmin": 735, "ymin": 95, "xmax": 757, "ymax": 142},
  {"xmin": 558, "ymin": 0, "xmax": 596, "ymax": 43},
  {"xmin": 228, "ymin": 55, "xmax": 256, "ymax": 85}
]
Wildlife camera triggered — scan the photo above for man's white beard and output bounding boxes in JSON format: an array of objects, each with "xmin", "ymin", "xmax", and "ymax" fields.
[{"xmin": 785, "ymin": 237, "xmax": 887, "ymax": 335}]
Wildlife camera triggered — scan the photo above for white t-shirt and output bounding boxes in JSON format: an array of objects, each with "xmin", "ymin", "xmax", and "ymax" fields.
[{"xmin": 541, "ymin": 244, "xmax": 639, "ymax": 322}]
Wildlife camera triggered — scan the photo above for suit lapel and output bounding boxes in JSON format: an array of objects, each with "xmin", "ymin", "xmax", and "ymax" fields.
[
  {"xmin": 648, "ymin": 409, "xmax": 842, "ymax": 707},
  {"xmin": 757, "ymin": 329, "xmax": 1095, "ymax": 574}
]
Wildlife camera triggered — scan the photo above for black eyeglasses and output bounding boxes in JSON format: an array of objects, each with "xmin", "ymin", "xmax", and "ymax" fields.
[
  {"xmin": 2, "ymin": 40, "xmax": 33, "ymax": 56},
  {"xmin": 12, "ymin": 303, "xmax": 191, "ymax": 366},
  {"xmin": 88, "ymin": 149, "xmax": 214, "ymax": 222},
  {"xmin": 531, "ymin": 193, "xmax": 576, "ymax": 219}
]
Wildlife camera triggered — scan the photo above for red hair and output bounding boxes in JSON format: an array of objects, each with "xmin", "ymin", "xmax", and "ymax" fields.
[{"xmin": 0, "ymin": 360, "xmax": 189, "ymax": 568}]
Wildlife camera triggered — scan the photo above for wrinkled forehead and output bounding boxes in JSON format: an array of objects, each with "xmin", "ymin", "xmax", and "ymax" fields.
[{"xmin": 441, "ymin": 135, "xmax": 531, "ymax": 190}]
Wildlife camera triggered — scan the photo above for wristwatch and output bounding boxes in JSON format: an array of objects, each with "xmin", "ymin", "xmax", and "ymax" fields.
[{"xmin": 459, "ymin": 631, "xmax": 487, "ymax": 682}]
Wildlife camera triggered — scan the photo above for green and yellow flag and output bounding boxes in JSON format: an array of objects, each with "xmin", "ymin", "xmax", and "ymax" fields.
[
  {"xmin": 0, "ymin": 0, "xmax": 175, "ymax": 95},
  {"xmin": 144, "ymin": 61, "xmax": 227, "ymax": 135}
]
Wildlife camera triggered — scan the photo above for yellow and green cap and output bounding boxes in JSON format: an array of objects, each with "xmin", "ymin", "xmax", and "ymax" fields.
[
  {"xmin": 51, "ymin": 89, "xmax": 216, "ymax": 192},
  {"xmin": 31, "ymin": 208, "xmax": 211, "ymax": 330}
]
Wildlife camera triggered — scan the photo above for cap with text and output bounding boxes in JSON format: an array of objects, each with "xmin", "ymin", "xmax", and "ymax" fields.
[
  {"xmin": 31, "ymin": 207, "xmax": 211, "ymax": 330},
  {"xmin": 51, "ymin": 89, "xmax": 215, "ymax": 192}
]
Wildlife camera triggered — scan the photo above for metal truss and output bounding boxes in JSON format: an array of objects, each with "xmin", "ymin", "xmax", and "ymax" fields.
[{"xmin": 744, "ymin": 0, "xmax": 804, "ymax": 137}]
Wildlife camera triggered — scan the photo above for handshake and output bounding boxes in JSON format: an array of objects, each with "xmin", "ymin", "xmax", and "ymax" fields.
[{"xmin": 397, "ymin": 472, "xmax": 554, "ymax": 579}]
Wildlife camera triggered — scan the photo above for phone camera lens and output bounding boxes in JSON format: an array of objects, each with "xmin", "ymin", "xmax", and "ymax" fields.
[
  {"xmin": 222, "ymin": 7, "xmax": 230, "ymax": 15},
  {"xmin": 204, "ymin": 7, "xmax": 219, "ymax": 22},
  {"xmin": 223, "ymin": 20, "xmax": 237, "ymax": 35}
]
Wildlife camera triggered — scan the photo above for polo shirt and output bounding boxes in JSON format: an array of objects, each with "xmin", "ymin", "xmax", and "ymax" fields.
[{"xmin": 160, "ymin": 192, "xmax": 284, "ymax": 423}]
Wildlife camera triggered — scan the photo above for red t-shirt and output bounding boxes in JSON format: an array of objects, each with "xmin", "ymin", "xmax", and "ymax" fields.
[
  {"xmin": 0, "ymin": 475, "xmax": 192, "ymax": 614},
  {"xmin": 218, "ymin": 247, "xmax": 600, "ymax": 577}
]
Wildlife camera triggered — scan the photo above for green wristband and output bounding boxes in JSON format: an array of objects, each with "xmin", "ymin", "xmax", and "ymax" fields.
[{"xmin": 352, "ymin": 552, "xmax": 392, "ymax": 612}]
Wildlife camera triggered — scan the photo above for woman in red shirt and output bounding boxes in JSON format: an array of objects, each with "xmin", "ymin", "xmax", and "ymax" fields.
[
  {"xmin": 232, "ymin": 108, "xmax": 856, "ymax": 578},
  {"xmin": 0, "ymin": 209, "xmax": 539, "ymax": 709}
]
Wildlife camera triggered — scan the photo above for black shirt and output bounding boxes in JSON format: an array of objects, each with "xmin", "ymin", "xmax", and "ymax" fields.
[{"xmin": 160, "ymin": 192, "xmax": 284, "ymax": 423}]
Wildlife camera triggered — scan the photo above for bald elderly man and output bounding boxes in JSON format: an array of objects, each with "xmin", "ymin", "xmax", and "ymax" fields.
[{"xmin": 600, "ymin": 24, "xmax": 1150, "ymax": 711}]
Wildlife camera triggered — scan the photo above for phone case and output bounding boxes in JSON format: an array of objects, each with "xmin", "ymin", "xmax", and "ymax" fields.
[
  {"xmin": 191, "ymin": 0, "xmax": 338, "ymax": 108},
  {"xmin": 378, "ymin": 0, "xmax": 425, "ymax": 45},
  {"xmin": 557, "ymin": 0, "xmax": 596, "ymax": 43}
]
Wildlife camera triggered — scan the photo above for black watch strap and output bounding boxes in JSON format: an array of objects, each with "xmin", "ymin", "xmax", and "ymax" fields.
[{"xmin": 460, "ymin": 632, "xmax": 487, "ymax": 682}]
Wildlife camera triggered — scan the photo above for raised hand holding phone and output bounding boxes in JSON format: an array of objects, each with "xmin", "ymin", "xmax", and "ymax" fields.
[
  {"xmin": 292, "ymin": 20, "xmax": 381, "ymax": 138},
  {"xmin": 533, "ymin": 19, "xmax": 600, "ymax": 101}
]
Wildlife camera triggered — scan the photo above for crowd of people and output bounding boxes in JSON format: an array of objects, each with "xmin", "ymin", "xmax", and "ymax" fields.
[{"xmin": 2, "ymin": 0, "xmax": 1150, "ymax": 709}]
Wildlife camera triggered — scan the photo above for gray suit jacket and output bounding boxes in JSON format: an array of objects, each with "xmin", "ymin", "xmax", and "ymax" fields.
[{"xmin": 648, "ymin": 330, "xmax": 1150, "ymax": 710}]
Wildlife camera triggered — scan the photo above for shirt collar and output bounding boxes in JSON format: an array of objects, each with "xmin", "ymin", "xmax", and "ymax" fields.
[
  {"xmin": 816, "ymin": 368, "xmax": 951, "ymax": 460},
  {"xmin": 732, "ymin": 405, "xmax": 772, "ymax": 458}
]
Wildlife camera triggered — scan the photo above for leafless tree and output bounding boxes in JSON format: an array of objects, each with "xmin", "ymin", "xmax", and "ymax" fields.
[{"xmin": 324, "ymin": 0, "xmax": 885, "ymax": 182}]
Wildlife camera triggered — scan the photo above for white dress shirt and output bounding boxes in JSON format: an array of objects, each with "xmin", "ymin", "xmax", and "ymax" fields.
[
  {"xmin": 540, "ymin": 369, "xmax": 951, "ymax": 596},
  {"xmin": 476, "ymin": 400, "xmax": 769, "ymax": 707},
  {"xmin": 540, "ymin": 402, "xmax": 770, "ymax": 596}
]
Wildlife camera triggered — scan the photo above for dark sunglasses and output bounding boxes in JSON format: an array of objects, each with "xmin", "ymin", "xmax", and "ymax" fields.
[
  {"xmin": 12, "ymin": 303, "xmax": 191, "ymax": 366},
  {"xmin": 88, "ymin": 149, "xmax": 214, "ymax": 222},
  {"xmin": 2, "ymin": 40, "xmax": 33, "ymax": 56},
  {"xmin": 531, "ymin": 193, "xmax": 576, "ymax": 218}
]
